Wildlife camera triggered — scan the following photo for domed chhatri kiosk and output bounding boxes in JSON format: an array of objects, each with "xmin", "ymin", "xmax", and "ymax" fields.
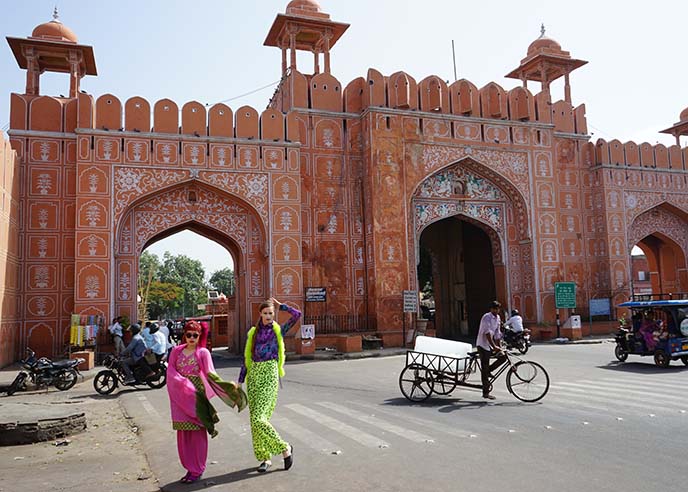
[
  {"xmin": 6, "ymin": 8, "xmax": 97, "ymax": 98},
  {"xmin": 1, "ymin": 3, "xmax": 688, "ymax": 365}
]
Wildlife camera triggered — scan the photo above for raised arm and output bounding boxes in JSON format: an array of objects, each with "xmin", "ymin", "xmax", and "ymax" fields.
[{"xmin": 272, "ymin": 298, "xmax": 302, "ymax": 336}]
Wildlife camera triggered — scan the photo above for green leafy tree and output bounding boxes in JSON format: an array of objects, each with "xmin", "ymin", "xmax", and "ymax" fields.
[
  {"xmin": 209, "ymin": 267, "xmax": 235, "ymax": 295},
  {"xmin": 159, "ymin": 252, "xmax": 206, "ymax": 317},
  {"xmin": 147, "ymin": 281, "xmax": 184, "ymax": 320}
]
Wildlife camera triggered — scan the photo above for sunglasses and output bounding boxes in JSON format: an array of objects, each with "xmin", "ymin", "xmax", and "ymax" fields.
[{"xmin": 185, "ymin": 332, "xmax": 199, "ymax": 339}]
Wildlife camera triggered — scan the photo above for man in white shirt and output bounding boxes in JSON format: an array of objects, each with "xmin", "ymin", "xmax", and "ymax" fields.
[
  {"xmin": 504, "ymin": 308, "xmax": 521, "ymax": 341},
  {"xmin": 108, "ymin": 317, "xmax": 125, "ymax": 356},
  {"xmin": 147, "ymin": 324, "xmax": 167, "ymax": 360},
  {"xmin": 158, "ymin": 321, "xmax": 174, "ymax": 356},
  {"xmin": 475, "ymin": 300, "xmax": 506, "ymax": 400}
]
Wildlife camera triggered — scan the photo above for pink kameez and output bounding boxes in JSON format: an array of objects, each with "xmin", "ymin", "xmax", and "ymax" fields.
[{"xmin": 167, "ymin": 345, "xmax": 225, "ymax": 477}]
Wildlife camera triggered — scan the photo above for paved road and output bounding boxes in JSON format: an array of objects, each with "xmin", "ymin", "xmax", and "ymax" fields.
[{"xmin": 120, "ymin": 343, "xmax": 688, "ymax": 492}]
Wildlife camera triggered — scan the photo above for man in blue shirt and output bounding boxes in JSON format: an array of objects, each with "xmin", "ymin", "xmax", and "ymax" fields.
[{"xmin": 121, "ymin": 324, "xmax": 153, "ymax": 384}]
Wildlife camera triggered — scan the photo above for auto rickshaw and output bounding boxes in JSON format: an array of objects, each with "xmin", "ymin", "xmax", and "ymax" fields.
[{"xmin": 615, "ymin": 298, "xmax": 688, "ymax": 367}]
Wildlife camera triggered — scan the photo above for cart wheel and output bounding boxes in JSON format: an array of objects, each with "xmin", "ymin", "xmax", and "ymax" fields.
[
  {"xmin": 399, "ymin": 363, "xmax": 434, "ymax": 402},
  {"xmin": 614, "ymin": 345, "xmax": 628, "ymax": 362},
  {"xmin": 432, "ymin": 373, "xmax": 457, "ymax": 395},
  {"xmin": 654, "ymin": 350, "xmax": 670, "ymax": 368},
  {"xmin": 506, "ymin": 361, "xmax": 550, "ymax": 403},
  {"xmin": 681, "ymin": 355, "xmax": 688, "ymax": 366}
]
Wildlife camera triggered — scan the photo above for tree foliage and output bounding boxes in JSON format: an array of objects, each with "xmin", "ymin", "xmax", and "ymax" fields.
[
  {"xmin": 146, "ymin": 281, "xmax": 184, "ymax": 319},
  {"xmin": 158, "ymin": 252, "xmax": 207, "ymax": 317},
  {"xmin": 138, "ymin": 251, "xmax": 209, "ymax": 319},
  {"xmin": 209, "ymin": 267, "xmax": 235, "ymax": 295}
]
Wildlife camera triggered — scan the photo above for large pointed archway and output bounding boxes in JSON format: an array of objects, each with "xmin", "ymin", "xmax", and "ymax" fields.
[
  {"xmin": 411, "ymin": 159, "xmax": 525, "ymax": 336},
  {"xmin": 114, "ymin": 181, "xmax": 269, "ymax": 352}
]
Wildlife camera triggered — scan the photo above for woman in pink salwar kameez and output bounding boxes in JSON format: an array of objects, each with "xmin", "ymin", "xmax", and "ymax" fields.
[{"xmin": 167, "ymin": 320, "xmax": 246, "ymax": 483}]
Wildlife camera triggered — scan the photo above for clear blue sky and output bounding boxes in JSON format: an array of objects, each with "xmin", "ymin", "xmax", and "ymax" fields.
[{"xmin": 1, "ymin": 0, "xmax": 679, "ymax": 271}]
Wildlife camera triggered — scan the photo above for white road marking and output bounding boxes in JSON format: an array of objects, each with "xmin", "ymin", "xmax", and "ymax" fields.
[
  {"xmin": 137, "ymin": 395, "xmax": 161, "ymax": 418},
  {"xmin": 285, "ymin": 403, "xmax": 390, "ymax": 449},
  {"xmin": 271, "ymin": 415, "xmax": 338, "ymax": 453},
  {"xmin": 315, "ymin": 401, "xmax": 434, "ymax": 443},
  {"xmin": 349, "ymin": 401, "xmax": 482, "ymax": 438}
]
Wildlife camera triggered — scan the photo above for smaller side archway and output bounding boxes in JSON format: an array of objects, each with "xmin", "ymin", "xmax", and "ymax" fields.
[{"xmin": 628, "ymin": 205, "xmax": 688, "ymax": 296}]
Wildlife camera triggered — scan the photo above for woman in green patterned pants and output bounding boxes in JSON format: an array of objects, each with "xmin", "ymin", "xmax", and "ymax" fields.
[{"xmin": 239, "ymin": 298, "xmax": 301, "ymax": 472}]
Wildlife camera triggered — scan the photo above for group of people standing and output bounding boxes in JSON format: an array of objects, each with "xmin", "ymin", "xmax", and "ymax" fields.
[{"xmin": 165, "ymin": 297, "xmax": 299, "ymax": 484}]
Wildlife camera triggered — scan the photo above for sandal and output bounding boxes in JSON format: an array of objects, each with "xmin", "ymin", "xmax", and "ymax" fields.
[
  {"xmin": 179, "ymin": 473, "xmax": 191, "ymax": 483},
  {"xmin": 182, "ymin": 473, "xmax": 202, "ymax": 483},
  {"xmin": 257, "ymin": 461, "xmax": 271, "ymax": 473},
  {"xmin": 284, "ymin": 444, "xmax": 294, "ymax": 470}
]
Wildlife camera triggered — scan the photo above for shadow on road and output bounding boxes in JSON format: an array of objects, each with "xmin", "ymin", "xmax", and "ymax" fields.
[
  {"xmin": 597, "ymin": 361, "xmax": 688, "ymax": 374},
  {"xmin": 160, "ymin": 467, "xmax": 265, "ymax": 491},
  {"xmin": 72, "ymin": 386, "xmax": 158, "ymax": 400},
  {"xmin": 381, "ymin": 396, "xmax": 526, "ymax": 412}
]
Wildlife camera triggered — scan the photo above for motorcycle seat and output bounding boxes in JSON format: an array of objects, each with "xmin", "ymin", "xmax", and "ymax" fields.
[{"xmin": 52, "ymin": 360, "xmax": 75, "ymax": 368}]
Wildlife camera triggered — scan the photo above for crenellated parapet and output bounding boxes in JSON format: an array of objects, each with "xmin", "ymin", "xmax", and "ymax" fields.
[
  {"xmin": 269, "ymin": 68, "xmax": 588, "ymax": 135},
  {"xmin": 590, "ymin": 138, "xmax": 687, "ymax": 170},
  {"xmin": 9, "ymin": 92, "xmax": 301, "ymax": 143}
]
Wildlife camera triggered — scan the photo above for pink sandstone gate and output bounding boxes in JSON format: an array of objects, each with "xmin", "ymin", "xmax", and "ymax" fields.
[{"xmin": 5, "ymin": 2, "xmax": 688, "ymax": 364}]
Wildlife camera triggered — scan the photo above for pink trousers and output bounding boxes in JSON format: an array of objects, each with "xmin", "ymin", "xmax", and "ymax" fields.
[{"xmin": 177, "ymin": 429, "xmax": 208, "ymax": 476}]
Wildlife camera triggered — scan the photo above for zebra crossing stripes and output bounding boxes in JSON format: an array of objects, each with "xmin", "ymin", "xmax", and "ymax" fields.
[
  {"xmin": 348, "ymin": 401, "xmax": 481, "ymax": 439},
  {"xmin": 551, "ymin": 386, "xmax": 680, "ymax": 412},
  {"xmin": 285, "ymin": 403, "xmax": 390, "ymax": 448},
  {"xmin": 563, "ymin": 380, "xmax": 688, "ymax": 405},
  {"xmin": 271, "ymin": 415, "xmax": 338, "ymax": 453},
  {"xmin": 315, "ymin": 401, "xmax": 433, "ymax": 443}
]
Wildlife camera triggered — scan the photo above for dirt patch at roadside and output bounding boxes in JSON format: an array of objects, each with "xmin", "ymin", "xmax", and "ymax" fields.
[{"xmin": 0, "ymin": 383, "xmax": 159, "ymax": 492}]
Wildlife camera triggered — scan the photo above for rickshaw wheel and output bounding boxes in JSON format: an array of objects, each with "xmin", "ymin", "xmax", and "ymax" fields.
[
  {"xmin": 399, "ymin": 363, "xmax": 434, "ymax": 402},
  {"xmin": 681, "ymin": 355, "xmax": 688, "ymax": 366},
  {"xmin": 614, "ymin": 345, "xmax": 628, "ymax": 362},
  {"xmin": 654, "ymin": 350, "xmax": 670, "ymax": 368}
]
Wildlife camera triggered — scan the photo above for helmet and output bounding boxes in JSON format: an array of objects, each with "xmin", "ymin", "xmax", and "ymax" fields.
[
  {"xmin": 129, "ymin": 323, "xmax": 141, "ymax": 334},
  {"xmin": 511, "ymin": 309, "xmax": 520, "ymax": 317}
]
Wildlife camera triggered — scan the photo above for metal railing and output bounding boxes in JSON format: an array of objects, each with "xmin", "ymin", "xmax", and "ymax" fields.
[{"xmin": 302, "ymin": 314, "xmax": 376, "ymax": 335}]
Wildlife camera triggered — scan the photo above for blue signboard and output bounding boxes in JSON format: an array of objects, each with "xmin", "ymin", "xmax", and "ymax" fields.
[{"xmin": 589, "ymin": 298, "xmax": 611, "ymax": 316}]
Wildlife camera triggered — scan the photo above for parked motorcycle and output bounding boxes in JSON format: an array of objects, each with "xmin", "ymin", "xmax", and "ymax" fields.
[
  {"xmin": 20, "ymin": 348, "xmax": 83, "ymax": 391},
  {"xmin": 504, "ymin": 330, "xmax": 531, "ymax": 354},
  {"xmin": 0, "ymin": 371, "xmax": 29, "ymax": 396},
  {"xmin": 93, "ymin": 354, "xmax": 167, "ymax": 395}
]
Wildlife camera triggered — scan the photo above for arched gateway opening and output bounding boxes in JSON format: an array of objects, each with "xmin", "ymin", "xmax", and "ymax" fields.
[
  {"xmin": 418, "ymin": 216, "xmax": 500, "ymax": 340},
  {"xmin": 114, "ymin": 181, "xmax": 269, "ymax": 354},
  {"xmin": 142, "ymin": 225, "xmax": 238, "ymax": 350},
  {"xmin": 411, "ymin": 158, "xmax": 521, "ymax": 340},
  {"xmin": 628, "ymin": 205, "xmax": 688, "ymax": 298}
]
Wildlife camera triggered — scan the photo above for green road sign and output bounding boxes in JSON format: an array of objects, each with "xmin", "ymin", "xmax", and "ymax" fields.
[{"xmin": 555, "ymin": 282, "xmax": 576, "ymax": 309}]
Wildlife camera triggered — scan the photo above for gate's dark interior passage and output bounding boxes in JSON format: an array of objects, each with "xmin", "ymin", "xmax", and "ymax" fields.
[{"xmin": 418, "ymin": 217, "xmax": 496, "ymax": 341}]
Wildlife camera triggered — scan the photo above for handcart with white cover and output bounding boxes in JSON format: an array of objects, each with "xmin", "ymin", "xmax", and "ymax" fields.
[{"xmin": 399, "ymin": 336, "xmax": 549, "ymax": 403}]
